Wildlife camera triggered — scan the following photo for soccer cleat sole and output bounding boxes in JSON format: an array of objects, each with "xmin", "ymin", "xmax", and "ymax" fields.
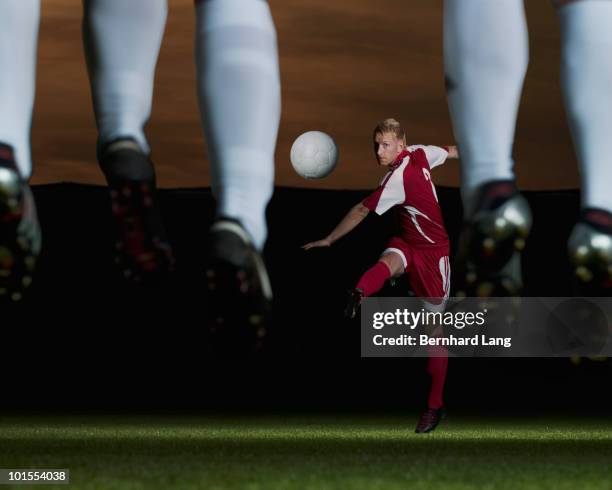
[
  {"xmin": 568, "ymin": 222, "xmax": 612, "ymax": 295},
  {"xmin": 108, "ymin": 182, "xmax": 175, "ymax": 284},
  {"xmin": 206, "ymin": 261, "xmax": 270, "ymax": 354},
  {"xmin": 0, "ymin": 173, "xmax": 41, "ymax": 302},
  {"xmin": 456, "ymin": 194, "xmax": 532, "ymax": 297},
  {"xmin": 205, "ymin": 221, "xmax": 272, "ymax": 354}
]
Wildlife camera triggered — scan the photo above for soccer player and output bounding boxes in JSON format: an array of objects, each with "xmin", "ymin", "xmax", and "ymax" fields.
[
  {"xmin": 0, "ymin": 1, "xmax": 42, "ymax": 302},
  {"xmin": 444, "ymin": 0, "xmax": 612, "ymax": 296},
  {"xmin": 303, "ymin": 118, "xmax": 459, "ymax": 433},
  {"xmin": 82, "ymin": 0, "xmax": 280, "ymax": 326}
]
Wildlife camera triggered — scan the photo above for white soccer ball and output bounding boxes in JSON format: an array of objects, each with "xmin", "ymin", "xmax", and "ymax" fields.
[{"xmin": 290, "ymin": 131, "xmax": 338, "ymax": 179}]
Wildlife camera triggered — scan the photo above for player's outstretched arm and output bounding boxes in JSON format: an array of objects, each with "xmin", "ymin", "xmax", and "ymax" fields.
[
  {"xmin": 423, "ymin": 145, "xmax": 460, "ymax": 169},
  {"xmin": 302, "ymin": 203, "xmax": 370, "ymax": 250}
]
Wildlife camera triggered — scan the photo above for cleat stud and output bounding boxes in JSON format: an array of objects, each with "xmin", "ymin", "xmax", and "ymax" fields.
[
  {"xmin": 514, "ymin": 238, "xmax": 525, "ymax": 251},
  {"xmin": 22, "ymin": 276, "xmax": 32, "ymax": 287},
  {"xmin": 0, "ymin": 247, "xmax": 14, "ymax": 268},
  {"xmin": 501, "ymin": 278, "xmax": 515, "ymax": 294},
  {"xmin": 575, "ymin": 266, "xmax": 593, "ymax": 283},
  {"xmin": 573, "ymin": 245, "xmax": 589, "ymax": 261},
  {"xmin": 483, "ymin": 237, "xmax": 495, "ymax": 253},
  {"xmin": 24, "ymin": 256, "xmax": 36, "ymax": 270},
  {"xmin": 494, "ymin": 217, "xmax": 507, "ymax": 234},
  {"xmin": 477, "ymin": 282, "xmax": 494, "ymax": 298},
  {"xmin": 466, "ymin": 272, "xmax": 477, "ymax": 284},
  {"xmin": 16, "ymin": 237, "xmax": 29, "ymax": 251}
]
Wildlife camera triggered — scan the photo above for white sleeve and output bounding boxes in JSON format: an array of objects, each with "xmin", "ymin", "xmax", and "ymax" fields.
[
  {"xmin": 363, "ymin": 169, "xmax": 406, "ymax": 215},
  {"xmin": 375, "ymin": 170, "xmax": 406, "ymax": 215},
  {"xmin": 410, "ymin": 145, "xmax": 449, "ymax": 169}
]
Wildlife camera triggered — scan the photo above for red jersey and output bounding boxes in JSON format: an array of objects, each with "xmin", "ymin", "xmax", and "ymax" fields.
[{"xmin": 362, "ymin": 145, "xmax": 450, "ymax": 249}]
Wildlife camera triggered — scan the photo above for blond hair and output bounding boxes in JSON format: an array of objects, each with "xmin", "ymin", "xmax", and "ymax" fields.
[{"xmin": 373, "ymin": 118, "xmax": 406, "ymax": 145}]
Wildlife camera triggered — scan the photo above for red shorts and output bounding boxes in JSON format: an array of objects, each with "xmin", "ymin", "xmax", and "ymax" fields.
[{"xmin": 383, "ymin": 237, "xmax": 451, "ymax": 300}]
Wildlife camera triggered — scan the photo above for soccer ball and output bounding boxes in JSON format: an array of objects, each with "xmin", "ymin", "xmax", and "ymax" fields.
[{"xmin": 290, "ymin": 131, "xmax": 338, "ymax": 179}]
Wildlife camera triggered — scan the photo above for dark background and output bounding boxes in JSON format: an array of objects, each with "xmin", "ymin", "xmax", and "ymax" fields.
[{"xmin": 2, "ymin": 185, "xmax": 610, "ymax": 415}]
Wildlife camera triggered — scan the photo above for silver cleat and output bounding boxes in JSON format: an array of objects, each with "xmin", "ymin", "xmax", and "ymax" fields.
[
  {"xmin": 456, "ymin": 181, "xmax": 532, "ymax": 297},
  {"xmin": 568, "ymin": 214, "xmax": 612, "ymax": 295},
  {"xmin": 0, "ymin": 145, "xmax": 42, "ymax": 301},
  {"xmin": 206, "ymin": 219, "xmax": 272, "ymax": 354}
]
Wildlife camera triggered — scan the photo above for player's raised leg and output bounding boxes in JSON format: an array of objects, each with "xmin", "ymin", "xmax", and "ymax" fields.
[
  {"xmin": 444, "ymin": 0, "xmax": 532, "ymax": 296},
  {"xmin": 195, "ymin": 0, "xmax": 281, "ymax": 331},
  {"xmin": 83, "ymin": 0, "xmax": 174, "ymax": 283},
  {"xmin": 0, "ymin": 0, "xmax": 42, "ymax": 301},
  {"xmin": 556, "ymin": 0, "xmax": 612, "ymax": 294}
]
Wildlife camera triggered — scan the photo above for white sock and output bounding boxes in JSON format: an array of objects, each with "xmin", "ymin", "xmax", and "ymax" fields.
[
  {"xmin": 195, "ymin": 0, "xmax": 280, "ymax": 250},
  {"xmin": 83, "ymin": 0, "xmax": 167, "ymax": 153},
  {"xmin": 0, "ymin": 0, "xmax": 39, "ymax": 178},
  {"xmin": 444, "ymin": 0, "xmax": 528, "ymax": 215},
  {"xmin": 559, "ymin": 0, "xmax": 612, "ymax": 213}
]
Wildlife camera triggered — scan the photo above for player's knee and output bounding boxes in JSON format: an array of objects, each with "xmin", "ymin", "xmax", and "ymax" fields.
[{"xmin": 379, "ymin": 254, "xmax": 404, "ymax": 278}]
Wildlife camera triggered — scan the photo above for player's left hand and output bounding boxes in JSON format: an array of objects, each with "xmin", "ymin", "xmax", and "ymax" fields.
[{"xmin": 301, "ymin": 238, "xmax": 331, "ymax": 250}]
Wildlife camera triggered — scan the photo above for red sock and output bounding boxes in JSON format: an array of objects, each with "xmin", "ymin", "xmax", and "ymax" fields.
[
  {"xmin": 356, "ymin": 261, "xmax": 391, "ymax": 297},
  {"xmin": 426, "ymin": 346, "xmax": 448, "ymax": 410}
]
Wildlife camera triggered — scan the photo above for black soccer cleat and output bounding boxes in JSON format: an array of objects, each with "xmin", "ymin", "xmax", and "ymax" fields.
[
  {"xmin": 415, "ymin": 407, "xmax": 445, "ymax": 434},
  {"xmin": 0, "ymin": 143, "xmax": 41, "ymax": 302},
  {"xmin": 98, "ymin": 138, "xmax": 175, "ymax": 284},
  {"xmin": 206, "ymin": 218, "xmax": 272, "ymax": 352},
  {"xmin": 454, "ymin": 180, "xmax": 532, "ymax": 297},
  {"xmin": 344, "ymin": 288, "xmax": 364, "ymax": 320},
  {"xmin": 567, "ymin": 208, "xmax": 612, "ymax": 296}
]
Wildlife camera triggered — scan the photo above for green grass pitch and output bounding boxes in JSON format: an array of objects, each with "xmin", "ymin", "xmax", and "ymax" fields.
[{"xmin": 0, "ymin": 414, "xmax": 610, "ymax": 489}]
